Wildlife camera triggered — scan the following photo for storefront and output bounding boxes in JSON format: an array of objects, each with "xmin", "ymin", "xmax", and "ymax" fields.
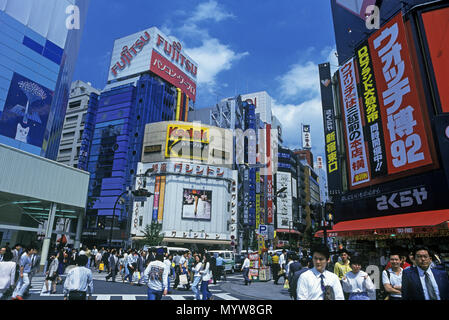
[{"xmin": 316, "ymin": 209, "xmax": 449, "ymax": 266}]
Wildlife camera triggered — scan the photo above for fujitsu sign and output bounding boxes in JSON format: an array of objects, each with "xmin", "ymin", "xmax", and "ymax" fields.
[
  {"xmin": 111, "ymin": 31, "xmax": 151, "ymax": 77},
  {"xmin": 108, "ymin": 27, "xmax": 198, "ymax": 88},
  {"xmin": 156, "ymin": 35, "xmax": 197, "ymax": 79}
]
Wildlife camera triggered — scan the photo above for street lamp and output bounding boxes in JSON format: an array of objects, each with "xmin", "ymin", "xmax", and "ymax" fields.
[{"xmin": 108, "ymin": 168, "xmax": 155, "ymax": 248}]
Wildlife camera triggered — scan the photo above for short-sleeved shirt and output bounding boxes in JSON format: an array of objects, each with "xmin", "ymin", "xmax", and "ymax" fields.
[
  {"xmin": 382, "ymin": 268, "xmax": 403, "ymax": 299},
  {"xmin": 20, "ymin": 254, "xmax": 32, "ymax": 273}
]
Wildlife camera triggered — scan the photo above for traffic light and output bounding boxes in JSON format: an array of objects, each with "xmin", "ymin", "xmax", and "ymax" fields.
[
  {"xmin": 132, "ymin": 188, "xmax": 153, "ymax": 197},
  {"xmin": 325, "ymin": 201, "xmax": 334, "ymax": 222}
]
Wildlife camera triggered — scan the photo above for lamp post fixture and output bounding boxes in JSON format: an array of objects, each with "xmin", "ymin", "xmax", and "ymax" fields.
[{"xmin": 109, "ymin": 168, "xmax": 155, "ymax": 248}]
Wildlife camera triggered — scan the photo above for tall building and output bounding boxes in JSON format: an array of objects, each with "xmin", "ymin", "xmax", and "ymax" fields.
[
  {"xmin": 0, "ymin": 1, "xmax": 90, "ymax": 262},
  {"xmin": 0, "ymin": 0, "xmax": 89, "ymax": 159},
  {"xmin": 57, "ymin": 80, "xmax": 100, "ymax": 168},
  {"xmin": 82, "ymin": 27, "xmax": 198, "ymax": 246}
]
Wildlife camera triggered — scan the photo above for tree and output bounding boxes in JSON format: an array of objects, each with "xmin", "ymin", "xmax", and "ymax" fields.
[{"xmin": 139, "ymin": 222, "xmax": 164, "ymax": 247}]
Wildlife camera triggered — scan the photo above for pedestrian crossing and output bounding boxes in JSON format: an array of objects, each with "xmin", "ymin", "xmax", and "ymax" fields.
[{"xmin": 29, "ymin": 272, "xmax": 243, "ymax": 300}]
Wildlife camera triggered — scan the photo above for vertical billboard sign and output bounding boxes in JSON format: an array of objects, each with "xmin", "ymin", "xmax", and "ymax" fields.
[
  {"xmin": 256, "ymin": 171, "xmax": 261, "ymax": 230},
  {"xmin": 302, "ymin": 125, "xmax": 312, "ymax": 149},
  {"xmin": 356, "ymin": 43, "xmax": 388, "ymax": 178},
  {"xmin": 152, "ymin": 176, "xmax": 161, "ymax": 221},
  {"xmin": 421, "ymin": 7, "xmax": 449, "ymax": 113},
  {"xmin": 266, "ymin": 124, "xmax": 274, "ymax": 224},
  {"xmin": 339, "ymin": 58, "xmax": 371, "ymax": 187},
  {"xmin": 369, "ymin": 13, "xmax": 433, "ymax": 175},
  {"xmin": 319, "ymin": 63, "xmax": 342, "ymax": 195},
  {"xmin": 157, "ymin": 176, "xmax": 166, "ymax": 223}
]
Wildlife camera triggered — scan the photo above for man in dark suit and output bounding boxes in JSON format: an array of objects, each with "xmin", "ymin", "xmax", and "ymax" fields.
[
  {"xmin": 402, "ymin": 246, "xmax": 449, "ymax": 300},
  {"xmin": 105, "ymin": 250, "xmax": 118, "ymax": 282}
]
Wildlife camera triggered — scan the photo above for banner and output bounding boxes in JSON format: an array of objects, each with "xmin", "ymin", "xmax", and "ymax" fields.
[
  {"xmin": 339, "ymin": 58, "xmax": 371, "ymax": 187},
  {"xmin": 356, "ymin": 43, "xmax": 388, "ymax": 178},
  {"xmin": 157, "ymin": 176, "xmax": 166, "ymax": 223},
  {"xmin": 152, "ymin": 176, "xmax": 161, "ymax": 221},
  {"xmin": 368, "ymin": 13, "xmax": 433, "ymax": 175},
  {"xmin": 302, "ymin": 124, "xmax": 312, "ymax": 149},
  {"xmin": 165, "ymin": 124, "xmax": 209, "ymax": 161},
  {"xmin": 319, "ymin": 63, "xmax": 342, "ymax": 196}
]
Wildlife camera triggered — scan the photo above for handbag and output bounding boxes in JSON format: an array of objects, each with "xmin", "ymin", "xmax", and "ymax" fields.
[
  {"xmin": 323, "ymin": 285, "xmax": 335, "ymax": 300},
  {"xmin": 99, "ymin": 263, "xmax": 104, "ymax": 271},
  {"xmin": 179, "ymin": 274, "xmax": 188, "ymax": 285},
  {"xmin": 283, "ymin": 279, "xmax": 290, "ymax": 289}
]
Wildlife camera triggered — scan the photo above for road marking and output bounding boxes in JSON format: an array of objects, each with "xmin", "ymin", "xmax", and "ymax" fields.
[
  {"xmin": 170, "ymin": 295, "xmax": 187, "ymax": 300},
  {"xmin": 215, "ymin": 293, "xmax": 239, "ymax": 300},
  {"xmin": 122, "ymin": 295, "xmax": 137, "ymax": 300},
  {"xmin": 95, "ymin": 295, "xmax": 111, "ymax": 300}
]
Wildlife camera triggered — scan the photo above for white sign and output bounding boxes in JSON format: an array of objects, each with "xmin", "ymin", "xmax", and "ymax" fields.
[
  {"xmin": 108, "ymin": 27, "xmax": 198, "ymax": 84},
  {"xmin": 259, "ymin": 225, "xmax": 268, "ymax": 239},
  {"xmin": 302, "ymin": 125, "xmax": 312, "ymax": 149}
]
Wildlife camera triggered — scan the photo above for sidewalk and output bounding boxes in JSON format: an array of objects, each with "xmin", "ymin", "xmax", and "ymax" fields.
[{"xmin": 221, "ymin": 275, "xmax": 292, "ymax": 300}]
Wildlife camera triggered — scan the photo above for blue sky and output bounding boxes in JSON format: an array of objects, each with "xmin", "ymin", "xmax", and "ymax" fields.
[{"xmin": 73, "ymin": 0, "xmax": 339, "ymax": 161}]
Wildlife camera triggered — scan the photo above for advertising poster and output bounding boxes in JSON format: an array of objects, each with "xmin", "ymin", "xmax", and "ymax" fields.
[
  {"xmin": 421, "ymin": 7, "xmax": 449, "ymax": 113},
  {"xmin": 152, "ymin": 176, "xmax": 161, "ymax": 221},
  {"xmin": 165, "ymin": 124, "xmax": 209, "ymax": 161},
  {"xmin": 157, "ymin": 176, "xmax": 166, "ymax": 223},
  {"xmin": 356, "ymin": 42, "xmax": 388, "ymax": 178},
  {"xmin": 0, "ymin": 73, "xmax": 53, "ymax": 148},
  {"xmin": 182, "ymin": 189, "xmax": 212, "ymax": 221},
  {"xmin": 339, "ymin": 58, "xmax": 371, "ymax": 187},
  {"xmin": 319, "ymin": 63, "xmax": 342, "ymax": 196},
  {"xmin": 368, "ymin": 13, "xmax": 433, "ymax": 175}
]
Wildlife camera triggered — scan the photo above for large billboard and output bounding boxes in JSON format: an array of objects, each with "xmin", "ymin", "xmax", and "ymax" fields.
[
  {"xmin": 319, "ymin": 63, "xmax": 342, "ymax": 196},
  {"xmin": 182, "ymin": 189, "xmax": 212, "ymax": 221},
  {"xmin": 276, "ymin": 171, "xmax": 292, "ymax": 229},
  {"xmin": 339, "ymin": 58, "xmax": 371, "ymax": 187},
  {"xmin": 368, "ymin": 13, "xmax": 433, "ymax": 176},
  {"xmin": 165, "ymin": 124, "xmax": 210, "ymax": 161},
  {"xmin": 421, "ymin": 6, "xmax": 449, "ymax": 113},
  {"xmin": 108, "ymin": 27, "xmax": 198, "ymax": 101},
  {"xmin": 338, "ymin": 12, "xmax": 437, "ymax": 190},
  {"xmin": 0, "ymin": 73, "xmax": 53, "ymax": 149}
]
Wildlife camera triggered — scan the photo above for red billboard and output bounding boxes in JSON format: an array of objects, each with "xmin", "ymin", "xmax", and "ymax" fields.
[
  {"xmin": 150, "ymin": 50, "xmax": 197, "ymax": 101},
  {"xmin": 422, "ymin": 7, "xmax": 449, "ymax": 113},
  {"xmin": 368, "ymin": 13, "xmax": 433, "ymax": 175}
]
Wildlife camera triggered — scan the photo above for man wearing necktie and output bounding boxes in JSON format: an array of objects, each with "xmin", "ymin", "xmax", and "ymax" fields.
[
  {"xmin": 402, "ymin": 246, "xmax": 449, "ymax": 300},
  {"xmin": 297, "ymin": 244, "xmax": 344, "ymax": 300}
]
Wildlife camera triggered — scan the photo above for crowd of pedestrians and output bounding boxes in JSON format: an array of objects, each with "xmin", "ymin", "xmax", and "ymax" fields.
[
  {"xmin": 0, "ymin": 242, "xmax": 229, "ymax": 300},
  {"xmin": 263, "ymin": 243, "xmax": 449, "ymax": 300}
]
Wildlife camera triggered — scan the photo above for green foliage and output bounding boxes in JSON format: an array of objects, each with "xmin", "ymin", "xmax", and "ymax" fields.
[{"xmin": 140, "ymin": 222, "xmax": 164, "ymax": 247}]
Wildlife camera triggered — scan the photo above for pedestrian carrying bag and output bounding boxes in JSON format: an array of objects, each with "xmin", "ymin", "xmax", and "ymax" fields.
[{"xmin": 179, "ymin": 274, "xmax": 188, "ymax": 285}]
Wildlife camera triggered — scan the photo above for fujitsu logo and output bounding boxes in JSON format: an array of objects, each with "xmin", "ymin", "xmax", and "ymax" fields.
[
  {"xmin": 156, "ymin": 34, "xmax": 197, "ymax": 78},
  {"xmin": 111, "ymin": 31, "xmax": 151, "ymax": 76}
]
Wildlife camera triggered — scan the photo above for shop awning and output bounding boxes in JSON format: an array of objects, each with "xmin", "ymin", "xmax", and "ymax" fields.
[
  {"xmin": 276, "ymin": 228, "xmax": 301, "ymax": 235},
  {"xmin": 315, "ymin": 209, "xmax": 449, "ymax": 238}
]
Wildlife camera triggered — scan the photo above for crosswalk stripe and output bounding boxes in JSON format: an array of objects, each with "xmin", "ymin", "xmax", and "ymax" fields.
[
  {"xmin": 95, "ymin": 295, "xmax": 111, "ymax": 300},
  {"xmin": 170, "ymin": 295, "xmax": 187, "ymax": 300},
  {"xmin": 122, "ymin": 295, "xmax": 136, "ymax": 300},
  {"xmin": 214, "ymin": 293, "xmax": 239, "ymax": 300}
]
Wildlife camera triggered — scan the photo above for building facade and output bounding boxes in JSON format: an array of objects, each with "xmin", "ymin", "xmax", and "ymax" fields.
[
  {"xmin": 0, "ymin": 0, "xmax": 89, "ymax": 159},
  {"xmin": 81, "ymin": 27, "xmax": 198, "ymax": 246},
  {"xmin": 130, "ymin": 121, "xmax": 234, "ymax": 250},
  {"xmin": 57, "ymin": 80, "xmax": 100, "ymax": 168}
]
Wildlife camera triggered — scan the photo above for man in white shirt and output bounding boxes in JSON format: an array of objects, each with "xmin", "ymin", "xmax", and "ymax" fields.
[
  {"xmin": 63, "ymin": 255, "xmax": 94, "ymax": 300},
  {"xmin": 297, "ymin": 244, "xmax": 344, "ymax": 300},
  {"xmin": 144, "ymin": 249, "xmax": 169, "ymax": 300}
]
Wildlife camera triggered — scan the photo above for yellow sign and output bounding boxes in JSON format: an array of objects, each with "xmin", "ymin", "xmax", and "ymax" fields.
[{"xmin": 165, "ymin": 124, "xmax": 210, "ymax": 160}]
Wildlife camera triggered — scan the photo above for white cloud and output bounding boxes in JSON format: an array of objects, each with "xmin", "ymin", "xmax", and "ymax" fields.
[
  {"xmin": 186, "ymin": 38, "xmax": 249, "ymax": 87},
  {"xmin": 272, "ymin": 46, "xmax": 338, "ymax": 161},
  {"xmin": 277, "ymin": 61, "xmax": 321, "ymax": 100},
  {"xmin": 272, "ymin": 98, "xmax": 325, "ymax": 159},
  {"xmin": 189, "ymin": 0, "xmax": 235, "ymax": 23}
]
